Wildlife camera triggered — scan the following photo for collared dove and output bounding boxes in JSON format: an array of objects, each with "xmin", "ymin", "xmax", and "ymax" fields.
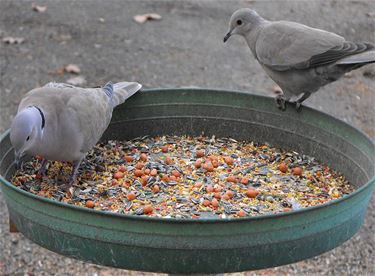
[
  {"xmin": 224, "ymin": 8, "xmax": 375, "ymax": 110},
  {"xmin": 10, "ymin": 81, "xmax": 142, "ymax": 187}
]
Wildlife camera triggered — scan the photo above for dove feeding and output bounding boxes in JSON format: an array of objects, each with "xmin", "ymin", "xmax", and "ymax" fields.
[
  {"xmin": 10, "ymin": 81, "xmax": 142, "ymax": 188},
  {"xmin": 224, "ymin": 8, "xmax": 375, "ymax": 110}
]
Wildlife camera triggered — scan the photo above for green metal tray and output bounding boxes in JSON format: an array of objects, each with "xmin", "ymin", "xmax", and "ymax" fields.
[{"xmin": 0, "ymin": 88, "xmax": 374, "ymax": 274}]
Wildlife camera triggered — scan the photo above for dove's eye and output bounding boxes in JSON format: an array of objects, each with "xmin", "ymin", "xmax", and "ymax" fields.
[
  {"xmin": 237, "ymin": 19, "xmax": 242, "ymax": 25},
  {"xmin": 26, "ymin": 136, "xmax": 30, "ymax": 141}
]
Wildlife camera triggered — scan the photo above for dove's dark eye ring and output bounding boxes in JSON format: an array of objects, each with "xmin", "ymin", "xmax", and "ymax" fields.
[
  {"xmin": 26, "ymin": 136, "xmax": 30, "ymax": 141},
  {"xmin": 237, "ymin": 19, "xmax": 242, "ymax": 25}
]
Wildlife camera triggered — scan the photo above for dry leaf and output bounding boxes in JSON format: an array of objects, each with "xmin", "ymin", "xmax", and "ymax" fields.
[
  {"xmin": 66, "ymin": 76, "xmax": 86, "ymax": 86},
  {"xmin": 2, "ymin": 36, "xmax": 25, "ymax": 44},
  {"xmin": 272, "ymin": 85, "xmax": 282, "ymax": 95},
  {"xmin": 32, "ymin": 3, "xmax": 47, "ymax": 13},
  {"xmin": 64, "ymin": 64, "xmax": 81, "ymax": 74},
  {"xmin": 133, "ymin": 13, "xmax": 162, "ymax": 24}
]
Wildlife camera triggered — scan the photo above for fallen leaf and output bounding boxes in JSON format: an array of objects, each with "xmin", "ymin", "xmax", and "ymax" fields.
[
  {"xmin": 32, "ymin": 3, "xmax": 47, "ymax": 13},
  {"xmin": 66, "ymin": 76, "xmax": 86, "ymax": 86},
  {"xmin": 64, "ymin": 64, "xmax": 81, "ymax": 74},
  {"xmin": 133, "ymin": 13, "xmax": 162, "ymax": 24},
  {"xmin": 2, "ymin": 36, "xmax": 25, "ymax": 44},
  {"xmin": 344, "ymin": 72, "xmax": 353, "ymax": 78}
]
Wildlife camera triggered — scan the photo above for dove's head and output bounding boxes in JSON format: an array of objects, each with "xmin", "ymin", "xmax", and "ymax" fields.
[
  {"xmin": 224, "ymin": 8, "xmax": 264, "ymax": 42},
  {"xmin": 10, "ymin": 106, "xmax": 44, "ymax": 168}
]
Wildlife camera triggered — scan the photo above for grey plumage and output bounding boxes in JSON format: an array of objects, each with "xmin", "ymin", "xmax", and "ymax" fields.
[
  {"xmin": 224, "ymin": 8, "xmax": 375, "ymax": 110},
  {"xmin": 10, "ymin": 81, "xmax": 142, "ymax": 187}
]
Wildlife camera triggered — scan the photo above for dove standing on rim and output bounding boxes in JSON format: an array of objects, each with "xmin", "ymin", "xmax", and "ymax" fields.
[
  {"xmin": 224, "ymin": 8, "xmax": 375, "ymax": 110},
  {"xmin": 10, "ymin": 81, "xmax": 142, "ymax": 188}
]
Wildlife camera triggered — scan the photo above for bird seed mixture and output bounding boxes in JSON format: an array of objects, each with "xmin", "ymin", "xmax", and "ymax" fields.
[{"xmin": 11, "ymin": 135, "xmax": 354, "ymax": 219}]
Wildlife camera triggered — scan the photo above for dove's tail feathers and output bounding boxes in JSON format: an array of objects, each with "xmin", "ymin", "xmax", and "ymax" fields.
[
  {"xmin": 337, "ymin": 50, "xmax": 375, "ymax": 66},
  {"xmin": 103, "ymin": 82, "xmax": 114, "ymax": 98},
  {"xmin": 111, "ymin": 82, "xmax": 142, "ymax": 107}
]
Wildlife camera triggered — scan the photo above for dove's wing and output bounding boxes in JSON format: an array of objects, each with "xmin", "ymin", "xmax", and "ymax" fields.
[
  {"xmin": 61, "ymin": 87, "xmax": 113, "ymax": 154},
  {"xmin": 255, "ymin": 21, "xmax": 346, "ymax": 71}
]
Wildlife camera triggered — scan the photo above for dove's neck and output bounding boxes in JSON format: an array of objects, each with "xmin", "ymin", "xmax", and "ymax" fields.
[
  {"xmin": 244, "ymin": 20, "xmax": 269, "ymax": 58},
  {"xmin": 27, "ymin": 106, "xmax": 45, "ymax": 140}
]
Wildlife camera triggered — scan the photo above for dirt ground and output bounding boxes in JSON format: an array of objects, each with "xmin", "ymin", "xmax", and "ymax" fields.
[{"xmin": 0, "ymin": 0, "xmax": 374, "ymax": 275}]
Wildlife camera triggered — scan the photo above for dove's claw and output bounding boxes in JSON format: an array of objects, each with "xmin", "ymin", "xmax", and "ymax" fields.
[
  {"xmin": 275, "ymin": 95, "xmax": 286, "ymax": 111},
  {"xmin": 295, "ymin": 102, "xmax": 303, "ymax": 112},
  {"xmin": 37, "ymin": 159, "xmax": 48, "ymax": 176}
]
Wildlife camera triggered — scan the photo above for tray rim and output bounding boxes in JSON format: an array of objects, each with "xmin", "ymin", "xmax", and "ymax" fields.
[{"xmin": 1, "ymin": 88, "xmax": 374, "ymax": 224}]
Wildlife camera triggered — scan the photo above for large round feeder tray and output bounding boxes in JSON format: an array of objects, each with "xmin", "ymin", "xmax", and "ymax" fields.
[{"xmin": 0, "ymin": 88, "xmax": 374, "ymax": 274}]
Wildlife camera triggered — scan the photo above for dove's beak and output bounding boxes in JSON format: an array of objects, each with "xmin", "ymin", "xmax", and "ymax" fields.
[
  {"xmin": 14, "ymin": 150, "xmax": 24, "ymax": 170},
  {"xmin": 223, "ymin": 31, "xmax": 232, "ymax": 43}
]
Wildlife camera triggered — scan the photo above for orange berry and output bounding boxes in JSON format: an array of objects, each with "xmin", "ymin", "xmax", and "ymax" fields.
[
  {"xmin": 165, "ymin": 156, "xmax": 173, "ymax": 165},
  {"xmin": 246, "ymin": 188, "xmax": 259, "ymax": 198},
  {"xmin": 114, "ymin": 172, "xmax": 124, "ymax": 179},
  {"xmin": 240, "ymin": 177, "xmax": 249, "ymax": 185},
  {"xmin": 214, "ymin": 184, "xmax": 222, "ymax": 192},
  {"xmin": 119, "ymin": 166, "xmax": 126, "ymax": 173},
  {"xmin": 212, "ymin": 155, "xmax": 219, "ymax": 162},
  {"xmin": 152, "ymin": 184, "xmax": 160, "ymax": 193},
  {"xmin": 194, "ymin": 182, "xmax": 203, "ymax": 188},
  {"xmin": 224, "ymin": 156, "xmax": 234, "ymax": 165},
  {"xmin": 127, "ymin": 192, "xmax": 136, "ymax": 201},
  {"xmin": 150, "ymin": 168, "xmax": 158, "ymax": 176},
  {"xmin": 134, "ymin": 169, "xmax": 143, "ymax": 177},
  {"xmin": 212, "ymin": 160, "xmax": 219, "ymax": 168},
  {"xmin": 140, "ymin": 153, "xmax": 148, "ymax": 162},
  {"xmin": 135, "ymin": 162, "xmax": 144, "ymax": 169},
  {"xmin": 225, "ymin": 190, "xmax": 234, "ymax": 199},
  {"xmin": 222, "ymin": 194, "xmax": 230, "ymax": 200},
  {"xmin": 316, "ymin": 171, "xmax": 322, "ymax": 177},
  {"xmin": 226, "ymin": 176, "xmax": 237, "ymax": 183},
  {"xmin": 161, "ymin": 175, "xmax": 170, "ymax": 182},
  {"xmin": 143, "ymin": 204, "xmax": 153, "ymax": 214},
  {"xmin": 85, "ymin": 200, "xmax": 95, "ymax": 208},
  {"xmin": 214, "ymin": 192, "xmax": 221, "ymax": 199},
  {"xmin": 161, "ymin": 145, "xmax": 169, "ymax": 153},
  {"xmin": 237, "ymin": 209, "xmax": 246, "ymax": 217},
  {"xmin": 144, "ymin": 168, "xmax": 151, "ymax": 175},
  {"xmin": 170, "ymin": 175, "xmax": 177, "ymax": 181},
  {"xmin": 292, "ymin": 167, "xmax": 303, "ymax": 176},
  {"xmin": 211, "ymin": 198, "xmax": 219, "ymax": 207},
  {"xmin": 283, "ymin": 208, "xmax": 292, "ymax": 212},
  {"xmin": 278, "ymin": 162, "xmax": 288, "ymax": 173},
  {"xmin": 141, "ymin": 175, "xmax": 149, "ymax": 186},
  {"xmin": 205, "ymin": 162, "xmax": 214, "ymax": 172},
  {"xmin": 171, "ymin": 170, "xmax": 181, "ymax": 177},
  {"xmin": 203, "ymin": 199, "xmax": 211, "ymax": 206},
  {"xmin": 194, "ymin": 159, "xmax": 202, "ymax": 169},
  {"xmin": 206, "ymin": 185, "xmax": 214, "ymax": 193},
  {"xmin": 196, "ymin": 149, "xmax": 205, "ymax": 158},
  {"xmin": 125, "ymin": 155, "xmax": 134, "ymax": 162}
]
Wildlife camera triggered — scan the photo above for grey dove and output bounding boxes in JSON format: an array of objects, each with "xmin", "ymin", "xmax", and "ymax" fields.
[
  {"xmin": 10, "ymin": 81, "xmax": 142, "ymax": 188},
  {"xmin": 224, "ymin": 8, "xmax": 375, "ymax": 110}
]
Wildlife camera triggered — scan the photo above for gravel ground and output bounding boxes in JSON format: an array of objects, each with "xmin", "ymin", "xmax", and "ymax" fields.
[{"xmin": 0, "ymin": 0, "xmax": 374, "ymax": 275}]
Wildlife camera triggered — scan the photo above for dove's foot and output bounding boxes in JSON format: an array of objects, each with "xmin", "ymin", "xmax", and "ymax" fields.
[
  {"xmin": 294, "ymin": 92, "xmax": 311, "ymax": 112},
  {"xmin": 295, "ymin": 102, "xmax": 303, "ymax": 112},
  {"xmin": 36, "ymin": 158, "xmax": 48, "ymax": 177},
  {"xmin": 60, "ymin": 182, "xmax": 74, "ymax": 192},
  {"xmin": 275, "ymin": 95, "xmax": 286, "ymax": 111}
]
